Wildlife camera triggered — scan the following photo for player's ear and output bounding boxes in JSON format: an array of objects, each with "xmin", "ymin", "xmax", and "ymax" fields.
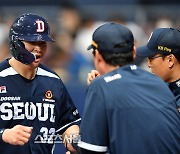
[
  {"xmin": 96, "ymin": 50, "xmax": 103, "ymax": 62},
  {"xmin": 168, "ymin": 54, "xmax": 174, "ymax": 68},
  {"xmin": 133, "ymin": 45, "xmax": 136, "ymax": 60},
  {"xmin": 96, "ymin": 50, "xmax": 107, "ymax": 67}
]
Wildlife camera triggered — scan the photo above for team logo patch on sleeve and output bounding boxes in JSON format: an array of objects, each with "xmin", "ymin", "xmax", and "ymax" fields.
[{"xmin": 0, "ymin": 86, "xmax": 7, "ymax": 93}]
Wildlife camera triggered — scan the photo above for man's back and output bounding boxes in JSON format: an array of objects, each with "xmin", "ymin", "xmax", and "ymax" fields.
[{"xmin": 79, "ymin": 65, "xmax": 180, "ymax": 154}]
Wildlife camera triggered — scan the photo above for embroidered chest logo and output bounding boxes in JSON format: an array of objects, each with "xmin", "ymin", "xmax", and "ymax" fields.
[{"xmin": 45, "ymin": 90, "xmax": 53, "ymax": 99}]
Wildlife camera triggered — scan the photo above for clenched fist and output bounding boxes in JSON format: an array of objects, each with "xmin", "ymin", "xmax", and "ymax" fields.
[
  {"xmin": 87, "ymin": 70, "xmax": 100, "ymax": 86},
  {"xmin": 2, "ymin": 125, "xmax": 33, "ymax": 145}
]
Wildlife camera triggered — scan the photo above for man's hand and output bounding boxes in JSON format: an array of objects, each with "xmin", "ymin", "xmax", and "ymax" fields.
[
  {"xmin": 63, "ymin": 125, "xmax": 79, "ymax": 153},
  {"xmin": 87, "ymin": 70, "xmax": 100, "ymax": 86},
  {"xmin": 2, "ymin": 125, "xmax": 33, "ymax": 145}
]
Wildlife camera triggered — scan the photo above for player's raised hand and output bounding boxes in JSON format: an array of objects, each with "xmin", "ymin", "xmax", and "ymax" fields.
[
  {"xmin": 87, "ymin": 70, "xmax": 100, "ymax": 86},
  {"xmin": 2, "ymin": 125, "xmax": 33, "ymax": 145}
]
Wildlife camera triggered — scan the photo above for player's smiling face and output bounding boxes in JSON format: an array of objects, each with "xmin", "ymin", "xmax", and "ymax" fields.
[{"xmin": 22, "ymin": 41, "xmax": 47, "ymax": 66}]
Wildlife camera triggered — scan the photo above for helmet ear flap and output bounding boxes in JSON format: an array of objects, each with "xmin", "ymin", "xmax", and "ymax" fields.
[
  {"xmin": 10, "ymin": 36, "xmax": 36, "ymax": 65},
  {"xmin": 10, "ymin": 40, "xmax": 19, "ymax": 58}
]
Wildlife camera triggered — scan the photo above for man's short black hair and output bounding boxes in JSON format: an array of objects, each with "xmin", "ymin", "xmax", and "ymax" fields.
[{"xmin": 99, "ymin": 50, "xmax": 134, "ymax": 67}]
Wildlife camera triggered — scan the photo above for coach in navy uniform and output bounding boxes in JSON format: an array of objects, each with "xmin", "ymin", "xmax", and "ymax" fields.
[
  {"xmin": 137, "ymin": 28, "xmax": 180, "ymax": 113},
  {"xmin": 0, "ymin": 13, "xmax": 81, "ymax": 154},
  {"xmin": 77, "ymin": 23, "xmax": 180, "ymax": 154}
]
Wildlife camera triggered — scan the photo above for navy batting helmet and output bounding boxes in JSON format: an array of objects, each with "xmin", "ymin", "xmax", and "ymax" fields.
[{"xmin": 9, "ymin": 13, "xmax": 54, "ymax": 64}]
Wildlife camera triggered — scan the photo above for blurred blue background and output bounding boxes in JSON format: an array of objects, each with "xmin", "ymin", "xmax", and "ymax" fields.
[{"xmin": 0, "ymin": 0, "xmax": 180, "ymax": 153}]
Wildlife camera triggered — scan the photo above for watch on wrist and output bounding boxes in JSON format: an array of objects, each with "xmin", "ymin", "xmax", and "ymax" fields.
[{"xmin": 0, "ymin": 129, "xmax": 5, "ymax": 142}]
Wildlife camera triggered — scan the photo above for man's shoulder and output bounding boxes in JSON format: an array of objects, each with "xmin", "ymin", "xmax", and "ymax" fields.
[
  {"xmin": 90, "ymin": 65, "xmax": 140, "ymax": 86},
  {"xmin": 121, "ymin": 64, "xmax": 166, "ymax": 84},
  {"xmin": 38, "ymin": 64, "xmax": 60, "ymax": 80},
  {"xmin": 39, "ymin": 64, "xmax": 56, "ymax": 74},
  {"xmin": 95, "ymin": 65, "xmax": 143, "ymax": 83},
  {"xmin": 90, "ymin": 64, "xmax": 166, "ymax": 89}
]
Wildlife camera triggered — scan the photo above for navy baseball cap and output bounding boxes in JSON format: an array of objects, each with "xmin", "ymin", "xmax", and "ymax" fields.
[
  {"xmin": 87, "ymin": 22, "xmax": 134, "ymax": 53},
  {"xmin": 137, "ymin": 28, "xmax": 180, "ymax": 58}
]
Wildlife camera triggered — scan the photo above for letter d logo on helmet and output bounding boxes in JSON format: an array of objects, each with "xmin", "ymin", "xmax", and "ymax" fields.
[
  {"xmin": 36, "ymin": 20, "xmax": 45, "ymax": 32},
  {"xmin": 9, "ymin": 13, "xmax": 54, "ymax": 65}
]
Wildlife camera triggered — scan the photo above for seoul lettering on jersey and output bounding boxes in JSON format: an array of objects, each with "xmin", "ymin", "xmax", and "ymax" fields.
[{"xmin": 0, "ymin": 102, "xmax": 55, "ymax": 122}]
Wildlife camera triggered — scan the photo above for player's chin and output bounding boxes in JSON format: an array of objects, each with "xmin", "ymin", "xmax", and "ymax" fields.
[{"xmin": 34, "ymin": 58, "xmax": 41, "ymax": 63}]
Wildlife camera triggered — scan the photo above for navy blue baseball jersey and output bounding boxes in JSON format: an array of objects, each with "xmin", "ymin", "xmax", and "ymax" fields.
[
  {"xmin": 78, "ymin": 65, "xmax": 180, "ymax": 154},
  {"xmin": 168, "ymin": 79, "xmax": 180, "ymax": 112},
  {"xmin": 0, "ymin": 59, "xmax": 81, "ymax": 154}
]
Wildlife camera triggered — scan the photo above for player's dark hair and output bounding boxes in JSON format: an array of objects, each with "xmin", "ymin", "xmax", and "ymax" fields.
[
  {"xmin": 99, "ymin": 50, "xmax": 134, "ymax": 67},
  {"xmin": 174, "ymin": 53, "xmax": 180, "ymax": 62},
  {"xmin": 161, "ymin": 53, "xmax": 180, "ymax": 62}
]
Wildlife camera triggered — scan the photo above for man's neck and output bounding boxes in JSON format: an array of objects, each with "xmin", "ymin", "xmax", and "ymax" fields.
[
  {"xmin": 9, "ymin": 57, "xmax": 37, "ymax": 80},
  {"xmin": 101, "ymin": 64, "xmax": 119, "ymax": 75}
]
